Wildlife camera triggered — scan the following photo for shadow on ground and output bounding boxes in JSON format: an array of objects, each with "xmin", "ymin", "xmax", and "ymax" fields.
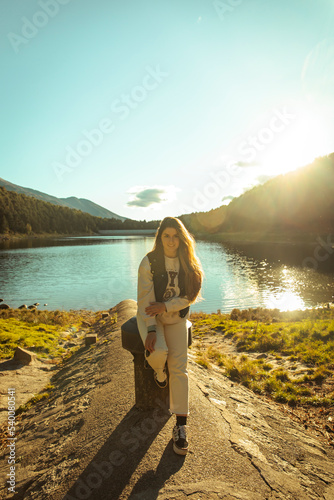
[
  {"xmin": 62, "ymin": 399, "xmax": 182, "ymax": 500},
  {"xmin": 127, "ymin": 444, "xmax": 186, "ymax": 500}
]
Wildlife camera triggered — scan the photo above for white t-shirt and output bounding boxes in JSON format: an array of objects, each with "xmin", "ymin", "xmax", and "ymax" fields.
[{"xmin": 162, "ymin": 256, "xmax": 181, "ymax": 302}]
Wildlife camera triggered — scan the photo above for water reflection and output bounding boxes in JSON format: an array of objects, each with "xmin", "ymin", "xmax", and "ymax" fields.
[
  {"xmin": 201, "ymin": 241, "xmax": 334, "ymax": 313},
  {"xmin": 0, "ymin": 236, "xmax": 333, "ymax": 313}
]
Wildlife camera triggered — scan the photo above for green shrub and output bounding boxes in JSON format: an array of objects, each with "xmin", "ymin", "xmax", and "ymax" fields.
[{"xmin": 191, "ymin": 307, "xmax": 334, "ymax": 409}]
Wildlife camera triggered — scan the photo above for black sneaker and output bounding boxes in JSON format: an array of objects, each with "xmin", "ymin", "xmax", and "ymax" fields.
[
  {"xmin": 172, "ymin": 424, "xmax": 188, "ymax": 455},
  {"xmin": 154, "ymin": 371, "xmax": 168, "ymax": 388}
]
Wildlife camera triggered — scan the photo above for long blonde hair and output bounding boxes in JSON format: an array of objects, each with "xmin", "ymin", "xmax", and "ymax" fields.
[{"xmin": 152, "ymin": 217, "xmax": 203, "ymax": 302}]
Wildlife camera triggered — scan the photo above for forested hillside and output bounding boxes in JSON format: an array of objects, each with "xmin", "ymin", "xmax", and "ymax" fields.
[
  {"xmin": 0, "ymin": 177, "xmax": 125, "ymax": 220},
  {"xmin": 183, "ymin": 153, "xmax": 334, "ymax": 236},
  {"xmin": 0, "ymin": 187, "xmax": 157, "ymax": 235},
  {"xmin": 223, "ymin": 153, "xmax": 334, "ymax": 233}
]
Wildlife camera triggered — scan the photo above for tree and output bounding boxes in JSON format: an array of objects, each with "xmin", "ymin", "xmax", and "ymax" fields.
[{"xmin": 0, "ymin": 215, "xmax": 9, "ymax": 233}]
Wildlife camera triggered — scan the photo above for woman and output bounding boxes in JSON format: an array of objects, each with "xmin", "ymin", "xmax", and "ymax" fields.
[{"xmin": 137, "ymin": 217, "xmax": 203, "ymax": 455}]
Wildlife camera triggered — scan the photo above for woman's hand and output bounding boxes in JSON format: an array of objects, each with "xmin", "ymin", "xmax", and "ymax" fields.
[
  {"xmin": 145, "ymin": 302, "xmax": 166, "ymax": 316},
  {"xmin": 145, "ymin": 331, "xmax": 157, "ymax": 353}
]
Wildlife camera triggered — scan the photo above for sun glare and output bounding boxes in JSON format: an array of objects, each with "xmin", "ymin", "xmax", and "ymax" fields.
[
  {"xmin": 260, "ymin": 104, "xmax": 332, "ymax": 178},
  {"xmin": 265, "ymin": 291, "xmax": 306, "ymax": 311}
]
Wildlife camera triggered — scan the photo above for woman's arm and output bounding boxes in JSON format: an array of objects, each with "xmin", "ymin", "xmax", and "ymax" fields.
[
  {"xmin": 164, "ymin": 296, "xmax": 191, "ymax": 313},
  {"xmin": 137, "ymin": 256, "xmax": 157, "ymax": 329}
]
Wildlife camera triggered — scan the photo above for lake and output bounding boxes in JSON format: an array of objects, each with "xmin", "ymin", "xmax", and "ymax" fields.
[{"xmin": 0, "ymin": 235, "xmax": 333, "ymax": 313}]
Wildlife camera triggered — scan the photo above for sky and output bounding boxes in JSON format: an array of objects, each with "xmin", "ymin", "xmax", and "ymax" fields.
[{"xmin": 1, "ymin": 0, "xmax": 334, "ymax": 221}]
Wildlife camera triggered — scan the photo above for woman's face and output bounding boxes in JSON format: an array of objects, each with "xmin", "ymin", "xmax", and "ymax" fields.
[{"xmin": 161, "ymin": 227, "xmax": 180, "ymax": 257}]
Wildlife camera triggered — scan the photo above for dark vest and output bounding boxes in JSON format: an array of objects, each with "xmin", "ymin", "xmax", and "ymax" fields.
[{"xmin": 147, "ymin": 250, "xmax": 189, "ymax": 318}]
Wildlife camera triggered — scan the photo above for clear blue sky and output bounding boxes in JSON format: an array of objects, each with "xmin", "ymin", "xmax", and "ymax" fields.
[{"xmin": 1, "ymin": 0, "xmax": 334, "ymax": 221}]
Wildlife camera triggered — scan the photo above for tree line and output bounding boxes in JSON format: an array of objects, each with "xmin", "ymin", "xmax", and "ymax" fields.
[{"xmin": 0, "ymin": 187, "xmax": 159, "ymax": 235}]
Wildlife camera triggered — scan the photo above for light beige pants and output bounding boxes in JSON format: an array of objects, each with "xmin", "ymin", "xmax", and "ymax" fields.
[{"xmin": 137, "ymin": 314, "xmax": 189, "ymax": 415}]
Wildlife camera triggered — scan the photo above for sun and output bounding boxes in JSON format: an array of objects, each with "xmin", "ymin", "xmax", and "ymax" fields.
[{"xmin": 259, "ymin": 103, "xmax": 333, "ymax": 177}]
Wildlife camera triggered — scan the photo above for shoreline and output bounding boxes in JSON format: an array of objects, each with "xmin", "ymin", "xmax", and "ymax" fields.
[
  {"xmin": 0, "ymin": 231, "xmax": 96, "ymax": 242},
  {"xmin": 195, "ymin": 231, "xmax": 324, "ymax": 246},
  {"xmin": 0, "ymin": 229, "xmax": 157, "ymax": 242},
  {"xmin": 0, "ymin": 230, "xmax": 326, "ymax": 245}
]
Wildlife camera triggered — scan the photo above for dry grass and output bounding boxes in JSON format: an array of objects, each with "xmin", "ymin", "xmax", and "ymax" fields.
[{"xmin": 191, "ymin": 307, "xmax": 334, "ymax": 408}]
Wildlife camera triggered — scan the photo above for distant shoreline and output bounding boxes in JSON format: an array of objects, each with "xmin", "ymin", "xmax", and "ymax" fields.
[
  {"xmin": 0, "ymin": 229, "xmax": 157, "ymax": 242},
  {"xmin": 97, "ymin": 229, "xmax": 156, "ymax": 236},
  {"xmin": 0, "ymin": 232, "xmax": 94, "ymax": 242},
  {"xmin": 195, "ymin": 231, "xmax": 324, "ymax": 246},
  {"xmin": 0, "ymin": 230, "xmax": 327, "ymax": 246}
]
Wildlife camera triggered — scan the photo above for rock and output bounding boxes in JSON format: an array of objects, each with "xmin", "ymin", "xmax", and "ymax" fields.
[
  {"xmin": 0, "ymin": 303, "xmax": 10, "ymax": 309},
  {"xmin": 102, "ymin": 312, "xmax": 109, "ymax": 319},
  {"xmin": 0, "ymin": 298, "xmax": 3, "ymax": 302},
  {"xmin": 85, "ymin": 335, "xmax": 97, "ymax": 346},
  {"xmin": 18, "ymin": 304, "xmax": 28, "ymax": 309},
  {"xmin": 33, "ymin": 302, "xmax": 40, "ymax": 306},
  {"xmin": 28, "ymin": 305, "xmax": 37, "ymax": 310},
  {"xmin": 44, "ymin": 303, "xmax": 48, "ymax": 306},
  {"xmin": 13, "ymin": 346, "xmax": 36, "ymax": 365}
]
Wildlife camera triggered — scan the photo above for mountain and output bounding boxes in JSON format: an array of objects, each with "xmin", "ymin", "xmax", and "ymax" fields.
[
  {"xmin": 0, "ymin": 178, "xmax": 126, "ymax": 221},
  {"xmin": 181, "ymin": 153, "xmax": 334, "ymax": 236}
]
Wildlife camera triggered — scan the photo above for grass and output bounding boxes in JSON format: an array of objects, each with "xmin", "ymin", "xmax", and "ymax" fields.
[
  {"xmin": 191, "ymin": 307, "xmax": 334, "ymax": 408},
  {"xmin": 16, "ymin": 383, "xmax": 55, "ymax": 415},
  {"xmin": 0, "ymin": 308, "xmax": 100, "ymax": 360},
  {"xmin": 16, "ymin": 392, "xmax": 51, "ymax": 415},
  {"xmin": 192, "ymin": 307, "xmax": 334, "ymax": 368}
]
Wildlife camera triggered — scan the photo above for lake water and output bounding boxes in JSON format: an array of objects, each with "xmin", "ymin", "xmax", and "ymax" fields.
[{"xmin": 0, "ymin": 235, "xmax": 333, "ymax": 313}]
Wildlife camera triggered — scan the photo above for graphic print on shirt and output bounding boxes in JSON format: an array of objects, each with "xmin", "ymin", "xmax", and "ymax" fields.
[{"xmin": 162, "ymin": 270, "xmax": 178, "ymax": 301}]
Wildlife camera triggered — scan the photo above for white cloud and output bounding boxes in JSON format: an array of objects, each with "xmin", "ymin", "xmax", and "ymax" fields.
[{"xmin": 126, "ymin": 185, "xmax": 180, "ymax": 208}]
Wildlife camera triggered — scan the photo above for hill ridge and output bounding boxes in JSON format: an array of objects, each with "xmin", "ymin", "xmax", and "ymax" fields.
[
  {"xmin": 0, "ymin": 177, "xmax": 126, "ymax": 221},
  {"xmin": 181, "ymin": 153, "xmax": 334, "ymax": 236}
]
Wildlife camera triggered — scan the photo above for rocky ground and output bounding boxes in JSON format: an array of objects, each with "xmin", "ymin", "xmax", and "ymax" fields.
[
  {"xmin": 0, "ymin": 300, "xmax": 334, "ymax": 499},
  {"xmin": 191, "ymin": 332, "xmax": 334, "ymax": 448},
  {"xmin": 0, "ymin": 326, "xmax": 89, "ymax": 427}
]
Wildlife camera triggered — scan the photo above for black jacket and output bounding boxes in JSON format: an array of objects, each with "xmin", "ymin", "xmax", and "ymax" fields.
[{"xmin": 147, "ymin": 250, "xmax": 189, "ymax": 318}]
